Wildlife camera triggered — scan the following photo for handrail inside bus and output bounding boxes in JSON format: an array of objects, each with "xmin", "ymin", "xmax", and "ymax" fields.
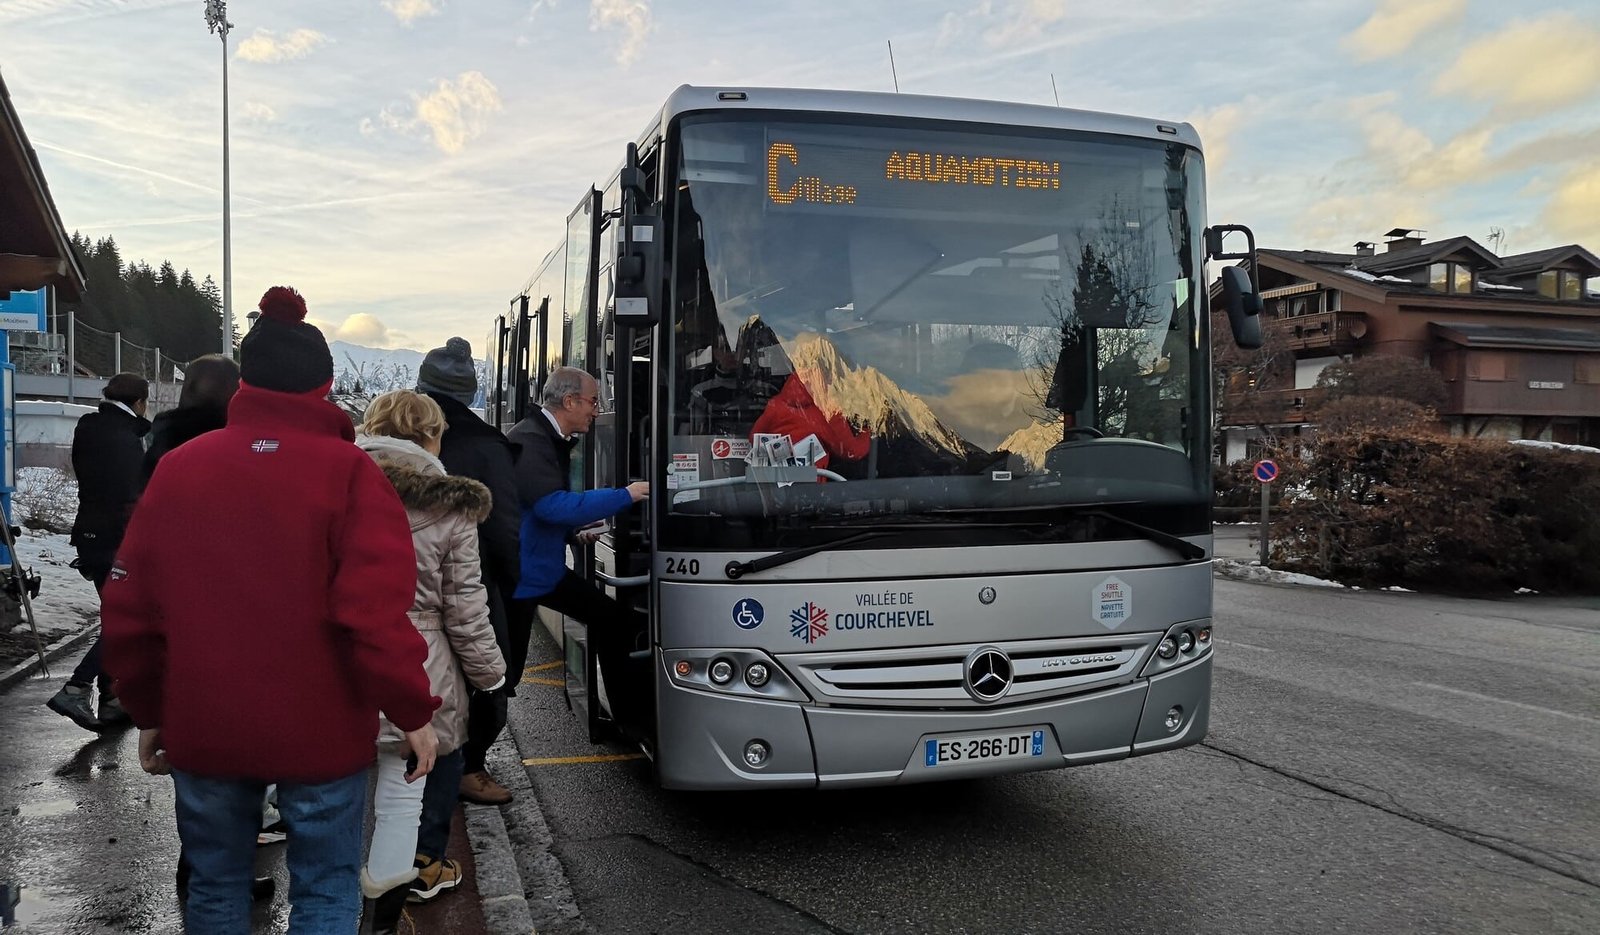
[{"xmin": 670, "ymin": 469, "xmax": 848, "ymax": 501}]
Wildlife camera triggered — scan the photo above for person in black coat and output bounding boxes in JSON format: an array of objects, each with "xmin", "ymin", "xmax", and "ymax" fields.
[
  {"xmin": 141, "ymin": 354, "xmax": 240, "ymax": 491},
  {"xmin": 418, "ymin": 337, "xmax": 525, "ymax": 806},
  {"xmin": 47, "ymin": 373, "xmax": 150, "ymax": 732}
]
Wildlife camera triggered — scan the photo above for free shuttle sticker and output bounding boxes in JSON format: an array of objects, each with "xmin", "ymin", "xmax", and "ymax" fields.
[{"xmin": 1093, "ymin": 577, "xmax": 1131, "ymax": 629}]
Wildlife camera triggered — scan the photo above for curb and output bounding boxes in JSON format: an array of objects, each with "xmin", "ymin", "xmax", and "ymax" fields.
[
  {"xmin": 463, "ymin": 748, "xmax": 538, "ymax": 935},
  {"xmin": 463, "ymin": 733, "xmax": 592, "ymax": 935},
  {"xmin": 0, "ymin": 619, "xmax": 98, "ymax": 694},
  {"xmin": 480, "ymin": 736, "xmax": 589, "ymax": 934}
]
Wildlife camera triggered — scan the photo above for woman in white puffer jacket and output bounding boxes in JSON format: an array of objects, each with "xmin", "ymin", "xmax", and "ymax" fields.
[{"xmin": 356, "ymin": 390, "xmax": 506, "ymax": 930}]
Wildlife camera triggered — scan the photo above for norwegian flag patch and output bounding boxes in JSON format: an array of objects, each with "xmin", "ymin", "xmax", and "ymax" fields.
[{"xmin": 250, "ymin": 439, "xmax": 280, "ymax": 454}]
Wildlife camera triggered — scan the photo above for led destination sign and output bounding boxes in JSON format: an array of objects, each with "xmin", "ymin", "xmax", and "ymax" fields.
[{"xmin": 766, "ymin": 140, "xmax": 1065, "ymax": 210}]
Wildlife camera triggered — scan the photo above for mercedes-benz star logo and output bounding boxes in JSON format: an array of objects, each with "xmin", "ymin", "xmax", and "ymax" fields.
[{"xmin": 964, "ymin": 647, "xmax": 1014, "ymax": 702}]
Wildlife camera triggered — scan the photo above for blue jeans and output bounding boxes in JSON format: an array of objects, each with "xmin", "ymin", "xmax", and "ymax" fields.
[
  {"xmin": 174, "ymin": 768, "xmax": 367, "ymax": 934},
  {"xmin": 418, "ymin": 749, "xmax": 465, "ymax": 860}
]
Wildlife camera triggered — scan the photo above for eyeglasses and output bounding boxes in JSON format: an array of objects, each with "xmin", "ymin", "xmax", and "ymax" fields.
[{"xmin": 568, "ymin": 394, "xmax": 601, "ymax": 409}]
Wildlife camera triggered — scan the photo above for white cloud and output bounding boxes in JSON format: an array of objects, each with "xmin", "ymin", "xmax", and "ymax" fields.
[
  {"xmin": 1435, "ymin": 13, "xmax": 1600, "ymax": 113},
  {"xmin": 382, "ymin": 0, "xmax": 441, "ymax": 27},
  {"xmin": 371, "ymin": 72, "xmax": 504, "ymax": 155},
  {"xmin": 590, "ymin": 0, "xmax": 653, "ymax": 66},
  {"xmin": 1542, "ymin": 163, "xmax": 1600, "ymax": 250},
  {"xmin": 936, "ymin": 0, "xmax": 1068, "ymax": 50},
  {"xmin": 236, "ymin": 28, "xmax": 329, "ymax": 64},
  {"xmin": 1343, "ymin": 0, "xmax": 1465, "ymax": 62},
  {"xmin": 1187, "ymin": 100, "xmax": 1250, "ymax": 173},
  {"xmin": 242, "ymin": 102, "xmax": 278, "ymax": 123},
  {"xmin": 316, "ymin": 312, "xmax": 412, "ymax": 348}
]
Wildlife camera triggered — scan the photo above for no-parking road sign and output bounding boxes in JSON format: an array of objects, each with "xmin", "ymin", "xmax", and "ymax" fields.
[{"xmin": 1254, "ymin": 459, "xmax": 1279, "ymax": 484}]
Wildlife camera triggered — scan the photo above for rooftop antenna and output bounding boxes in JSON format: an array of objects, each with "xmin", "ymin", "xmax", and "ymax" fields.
[
  {"xmin": 888, "ymin": 40, "xmax": 900, "ymax": 93},
  {"xmin": 1051, "ymin": 73, "xmax": 1060, "ymax": 106},
  {"xmin": 1487, "ymin": 226, "xmax": 1506, "ymax": 255}
]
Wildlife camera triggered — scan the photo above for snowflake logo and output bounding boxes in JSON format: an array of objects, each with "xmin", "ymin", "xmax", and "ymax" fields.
[{"xmin": 789, "ymin": 601, "xmax": 829, "ymax": 644}]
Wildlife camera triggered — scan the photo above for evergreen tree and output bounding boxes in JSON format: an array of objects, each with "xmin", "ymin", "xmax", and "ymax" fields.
[{"xmin": 54, "ymin": 232, "xmax": 225, "ymax": 379}]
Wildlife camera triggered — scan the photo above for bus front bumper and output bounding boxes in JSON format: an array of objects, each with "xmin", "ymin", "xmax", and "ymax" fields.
[{"xmin": 653, "ymin": 655, "xmax": 1211, "ymax": 790}]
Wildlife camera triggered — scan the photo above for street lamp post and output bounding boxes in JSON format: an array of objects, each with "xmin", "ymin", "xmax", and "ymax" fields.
[{"xmin": 205, "ymin": 1, "xmax": 234, "ymax": 357}]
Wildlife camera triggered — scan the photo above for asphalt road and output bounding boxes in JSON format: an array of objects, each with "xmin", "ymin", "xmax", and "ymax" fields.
[{"xmin": 504, "ymin": 576, "xmax": 1600, "ymax": 935}]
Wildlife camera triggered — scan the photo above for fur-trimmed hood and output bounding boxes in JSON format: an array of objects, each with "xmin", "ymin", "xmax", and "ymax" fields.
[{"xmin": 356, "ymin": 434, "xmax": 492, "ymax": 526}]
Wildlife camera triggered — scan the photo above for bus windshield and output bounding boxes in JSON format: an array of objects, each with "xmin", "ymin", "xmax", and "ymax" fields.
[{"xmin": 665, "ymin": 114, "xmax": 1208, "ymax": 533}]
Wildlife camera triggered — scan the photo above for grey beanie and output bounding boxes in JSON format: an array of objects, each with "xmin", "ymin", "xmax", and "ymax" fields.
[{"xmin": 418, "ymin": 337, "xmax": 477, "ymax": 405}]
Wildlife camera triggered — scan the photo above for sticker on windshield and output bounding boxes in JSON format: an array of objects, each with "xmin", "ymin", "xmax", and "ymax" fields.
[
  {"xmin": 667, "ymin": 453, "xmax": 700, "ymax": 490},
  {"xmin": 711, "ymin": 438, "xmax": 751, "ymax": 460},
  {"xmin": 1093, "ymin": 577, "xmax": 1131, "ymax": 629}
]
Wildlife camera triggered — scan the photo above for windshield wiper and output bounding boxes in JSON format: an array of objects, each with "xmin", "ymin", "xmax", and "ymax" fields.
[
  {"xmin": 896, "ymin": 504, "xmax": 1206, "ymax": 561},
  {"xmin": 1079, "ymin": 509, "xmax": 1206, "ymax": 561},
  {"xmin": 723, "ymin": 531, "xmax": 895, "ymax": 580}
]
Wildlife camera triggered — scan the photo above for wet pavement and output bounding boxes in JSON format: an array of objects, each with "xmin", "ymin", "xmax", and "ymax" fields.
[
  {"xmin": 0, "ymin": 647, "xmax": 490, "ymax": 934},
  {"xmin": 506, "ymin": 575, "xmax": 1600, "ymax": 935}
]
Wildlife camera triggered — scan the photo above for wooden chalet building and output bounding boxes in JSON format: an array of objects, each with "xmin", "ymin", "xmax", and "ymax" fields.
[{"xmin": 1217, "ymin": 228, "xmax": 1600, "ymax": 462}]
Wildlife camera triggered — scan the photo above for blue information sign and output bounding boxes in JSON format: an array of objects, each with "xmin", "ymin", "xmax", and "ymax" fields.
[{"xmin": 1254, "ymin": 459, "xmax": 1279, "ymax": 484}]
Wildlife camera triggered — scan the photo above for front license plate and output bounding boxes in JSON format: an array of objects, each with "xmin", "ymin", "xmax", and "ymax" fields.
[{"xmin": 923, "ymin": 729, "xmax": 1046, "ymax": 767}]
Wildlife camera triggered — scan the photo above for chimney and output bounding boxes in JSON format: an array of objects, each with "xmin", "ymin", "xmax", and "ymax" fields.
[
  {"xmin": 1353, "ymin": 241, "xmax": 1376, "ymax": 257},
  {"xmin": 1383, "ymin": 227, "xmax": 1425, "ymax": 252}
]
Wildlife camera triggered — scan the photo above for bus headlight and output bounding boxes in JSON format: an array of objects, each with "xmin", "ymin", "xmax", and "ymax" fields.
[
  {"xmin": 1156, "ymin": 637, "xmax": 1179, "ymax": 660},
  {"xmin": 1177, "ymin": 630, "xmax": 1195, "ymax": 654},
  {"xmin": 661, "ymin": 649, "xmax": 809, "ymax": 701},
  {"xmin": 1197, "ymin": 627, "xmax": 1211, "ymax": 645},
  {"xmin": 1165, "ymin": 706, "xmax": 1183, "ymax": 732}
]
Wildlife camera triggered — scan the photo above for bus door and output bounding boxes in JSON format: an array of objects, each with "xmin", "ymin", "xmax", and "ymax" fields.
[{"xmin": 556, "ymin": 189, "xmax": 615, "ymax": 742}]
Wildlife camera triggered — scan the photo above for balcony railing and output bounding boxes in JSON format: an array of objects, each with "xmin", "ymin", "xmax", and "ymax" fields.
[
  {"xmin": 1273, "ymin": 311, "xmax": 1366, "ymax": 351},
  {"xmin": 1220, "ymin": 387, "xmax": 1328, "ymax": 427}
]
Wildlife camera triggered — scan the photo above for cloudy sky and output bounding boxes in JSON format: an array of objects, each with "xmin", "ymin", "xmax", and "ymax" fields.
[{"xmin": 2, "ymin": 0, "xmax": 1596, "ymax": 351}]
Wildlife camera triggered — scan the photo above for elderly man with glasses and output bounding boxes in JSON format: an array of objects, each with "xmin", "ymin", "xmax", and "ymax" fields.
[{"xmin": 506, "ymin": 367, "xmax": 650, "ymax": 734}]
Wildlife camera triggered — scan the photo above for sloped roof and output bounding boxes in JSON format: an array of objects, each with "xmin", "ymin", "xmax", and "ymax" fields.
[
  {"xmin": 0, "ymin": 66, "xmax": 84, "ymax": 300},
  {"xmin": 1353, "ymin": 236, "xmax": 1501, "ymax": 274},
  {"xmin": 1431, "ymin": 322, "xmax": 1600, "ymax": 351},
  {"xmin": 1495, "ymin": 245, "xmax": 1600, "ymax": 277}
]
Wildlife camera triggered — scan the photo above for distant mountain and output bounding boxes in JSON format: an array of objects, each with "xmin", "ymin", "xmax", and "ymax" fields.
[
  {"xmin": 786, "ymin": 332, "xmax": 987, "ymax": 476},
  {"xmin": 330, "ymin": 341, "xmax": 426, "ymax": 379},
  {"xmin": 997, "ymin": 420, "xmax": 1064, "ymax": 473},
  {"xmin": 329, "ymin": 341, "xmax": 486, "ymax": 402}
]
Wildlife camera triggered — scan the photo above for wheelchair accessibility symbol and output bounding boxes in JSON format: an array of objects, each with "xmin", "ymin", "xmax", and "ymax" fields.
[{"xmin": 734, "ymin": 599, "xmax": 764, "ymax": 630}]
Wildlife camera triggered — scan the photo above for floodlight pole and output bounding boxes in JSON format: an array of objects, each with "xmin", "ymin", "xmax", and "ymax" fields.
[{"xmin": 206, "ymin": 1, "xmax": 234, "ymax": 357}]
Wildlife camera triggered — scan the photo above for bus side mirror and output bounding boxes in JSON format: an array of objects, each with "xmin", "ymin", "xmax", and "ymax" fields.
[
  {"xmin": 1220, "ymin": 266, "xmax": 1262, "ymax": 349},
  {"xmin": 615, "ymin": 211, "xmax": 663, "ymax": 325},
  {"xmin": 1206, "ymin": 224, "xmax": 1264, "ymax": 350},
  {"xmin": 615, "ymin": 143, "xmax": 663, "ymax": 326}
]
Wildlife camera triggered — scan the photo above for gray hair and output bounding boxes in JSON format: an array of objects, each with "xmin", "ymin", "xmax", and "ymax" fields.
[{"xmin": 540, "ymin": 366, "xmax": 593, "ymax": 409}]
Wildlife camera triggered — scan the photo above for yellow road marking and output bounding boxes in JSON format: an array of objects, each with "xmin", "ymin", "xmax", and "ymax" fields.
[
  {"xmin": 521, "ymin": 676, "xmax": 564, "ymax": 686},
  {"xmin": 523, "ymin": 753, "xmax": 645, "ymax": 766},
  {"xmin": 524, "ymin": 661, "xmax": 563, "ymax": 673}
]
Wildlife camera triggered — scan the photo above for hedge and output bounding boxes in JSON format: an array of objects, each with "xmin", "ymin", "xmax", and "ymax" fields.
[{"xmin": 1267, "ymin": 432, "xmax": 1600, "ymax": 594}]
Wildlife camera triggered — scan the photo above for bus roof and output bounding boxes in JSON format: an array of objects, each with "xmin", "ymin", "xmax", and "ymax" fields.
[{"xmin": 659, "ymin": 85, "xmax": 1203, "ymax": 151}]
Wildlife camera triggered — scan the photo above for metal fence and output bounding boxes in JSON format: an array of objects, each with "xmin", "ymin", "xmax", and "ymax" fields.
[{"xmin": 10, "ymin": 313, "xmax": 183, "ymax": 413}]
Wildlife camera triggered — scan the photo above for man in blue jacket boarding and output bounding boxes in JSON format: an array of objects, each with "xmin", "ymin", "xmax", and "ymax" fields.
[{"xmin": 508, "ymin": 366, "xmax": 650, "ymax": 733}]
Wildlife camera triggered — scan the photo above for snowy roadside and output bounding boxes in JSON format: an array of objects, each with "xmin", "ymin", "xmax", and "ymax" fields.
[{"xmin": 0, "ymin": 530, "xmax": 101, "ymax": 681}]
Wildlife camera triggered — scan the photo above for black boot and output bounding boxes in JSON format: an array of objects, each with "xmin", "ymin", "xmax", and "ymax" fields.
[{"xmin": 361, "ymin": 884, "xmax": 409, "ymax": 935}]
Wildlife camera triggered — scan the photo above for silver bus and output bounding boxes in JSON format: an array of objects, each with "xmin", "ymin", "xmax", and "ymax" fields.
[{"xmin": 487, "ymin": 86, "xmax": 1263, "ymax": 790}]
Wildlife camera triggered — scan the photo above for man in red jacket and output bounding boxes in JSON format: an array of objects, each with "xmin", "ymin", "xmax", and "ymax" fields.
[{"xmin": 102, "ymin": 286, "xmax": 440, "ymax": 933}]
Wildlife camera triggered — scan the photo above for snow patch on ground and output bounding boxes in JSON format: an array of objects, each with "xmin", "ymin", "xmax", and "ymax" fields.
[
  {"xmin": 1, "ymin": 530, "xmax": 99, "ymax": 670},
  {"xmin": 1213, "ymin": 559, "xmax": 1347, "ymax": 589},
  {"xmin": 1509, "ymin": 439, "xmax": 1600, "ymax": 456}
]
